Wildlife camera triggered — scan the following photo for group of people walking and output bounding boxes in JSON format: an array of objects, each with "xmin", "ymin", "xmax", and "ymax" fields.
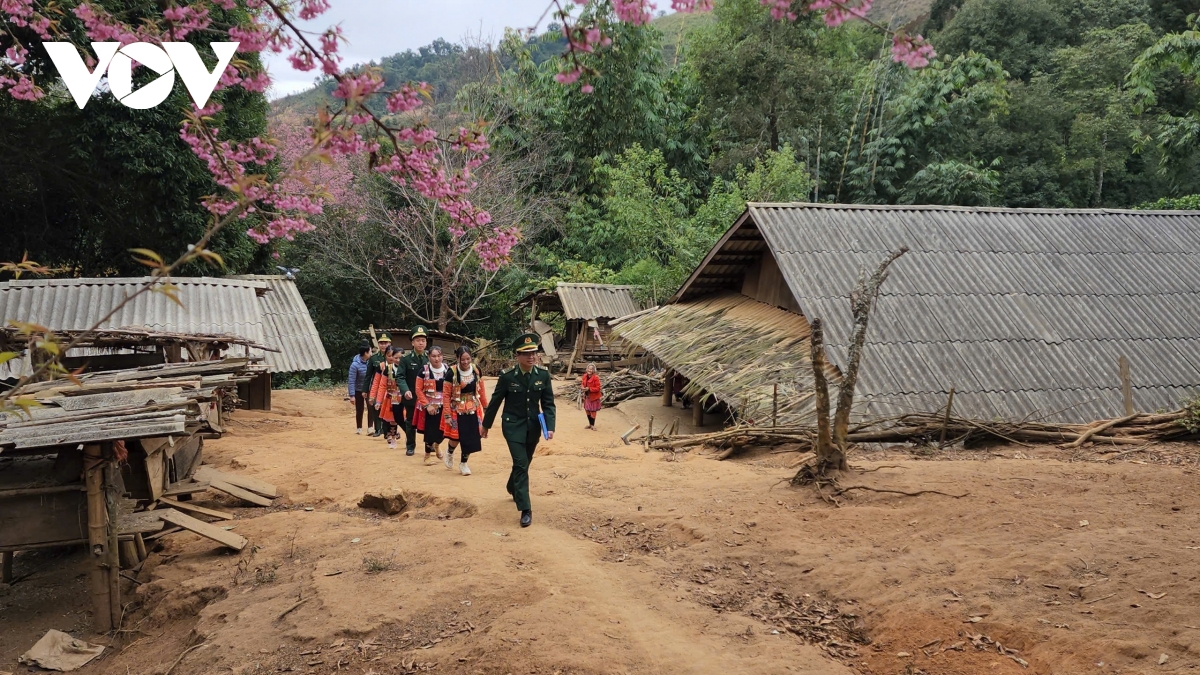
[
  {"xmin": 347, "ymin": 327, "xmax": 563, "ymax": 528},
  {"xmin": 348, "ymin": 327, "xmax": 486, "ymax": 475}
]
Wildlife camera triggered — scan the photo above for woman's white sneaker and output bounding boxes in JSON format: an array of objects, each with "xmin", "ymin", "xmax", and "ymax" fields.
[
  {"xmin": 444, "ymin": 449, "xmax": 455, "ymax": 469},
  {"xmin": 459, "ymin": 462, "xmax": 471, "ymax": 476}
]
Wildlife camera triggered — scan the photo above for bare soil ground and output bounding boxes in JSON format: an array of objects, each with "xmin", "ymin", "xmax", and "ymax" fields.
[{"xmin": 2, "ymin": 385, "xmax": 1199, "ymax": 675}]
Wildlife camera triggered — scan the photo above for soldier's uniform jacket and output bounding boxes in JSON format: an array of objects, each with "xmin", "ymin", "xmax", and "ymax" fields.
[
  {"xmin": 395, "ymin": 351, "xmax": 430, "ymax": 402},
  {"xmin": 482, "ymin": 364, "xmax": 556, "ymax": 436}
]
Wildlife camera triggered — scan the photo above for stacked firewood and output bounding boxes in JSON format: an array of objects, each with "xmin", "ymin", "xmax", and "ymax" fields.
[
  {"xmin": 559, "ymin": 368, "xmax": 664, "ymax": 408},
  {"xmin": 641, "ymin": 409, "xmax": 1195, "ymax": 453}
]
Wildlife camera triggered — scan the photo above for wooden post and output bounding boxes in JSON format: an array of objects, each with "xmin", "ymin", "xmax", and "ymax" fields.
[
  {"xmin": 134, "ymin": 534, "xmax": 148, "ymax": 562},
  {"xmin": 1119, "ymin": 356, "xmax": 1134, "ymax": 415},
  {"xmin": 84, "ymin": 444, "xmax": 112, "ymax": 632},
  {"xmin": 939, "ymin": 387, "xmax": 956, "ymax": 449},
  {"xmin": 1, "ymin": 551, "xmax": 12, "ymax": 584},
  {"xmin": 104, "ymin": 457, "xmax": 121, "ymax": 625},
  {"xmin": 772, "ymin": 384, "xmax": 779, "ymax": 429},
  {"xmin": 119, "ymin": 540, "xmax": 139, "ymax": 569},
  {"xmin": 647, "ymin": 416, "xmax": 654, "ymax": 444},
  {"xmin": 662, "ymin": 369, "xmax": 674, "ymax": 407},
  {"xmin": 693, "ymin": 394, "xmax": 704, "ymax": 427}
]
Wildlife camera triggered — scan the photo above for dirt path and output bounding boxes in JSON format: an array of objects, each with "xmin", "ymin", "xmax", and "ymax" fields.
[{"xmin": 2, "ymin": 386, "xmax": 1199, "ymax": 675}]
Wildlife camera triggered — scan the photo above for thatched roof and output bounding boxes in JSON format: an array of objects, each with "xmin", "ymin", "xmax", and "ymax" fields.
[{"xmin": 612, "ymin": 292, "xmax": 840, "ymax": 426}]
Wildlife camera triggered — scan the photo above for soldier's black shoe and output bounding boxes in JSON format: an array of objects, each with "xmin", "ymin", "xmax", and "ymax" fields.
[
  {"xmin": 405, "ymin": 446, "xmax": 415, "ymax": 456},
  {"xmin": 520, "ymin": 510, "xmax": 532, "ymax": 528}
]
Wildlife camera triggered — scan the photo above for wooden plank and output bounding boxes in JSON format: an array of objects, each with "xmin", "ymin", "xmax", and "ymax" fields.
[
  {"xmin": 1119, "ymin": 355, "xmax": 1134, "ymax": 415},
  {"xmin": 157, "ymin": 496, "xmax": 235, "ymax": 521},
  {"xmin": 143, "ymin": 526, "xmax": 182, "ymax": 541},
  {"xmin": 52, "ymin": 387, "xmax": 186, "ymax": 412},
  {"xmin": 195, "ymin": 467, "xmax": 277, "ymax": 499},
  {"xmin": 207, "ymin": 478, "xmax": 272, "ymax": 507},
  {"xmin": 163, "ymin": 480, "xmax": 210, "ymax": 497},
  {"xmin": 0, "ymin": 538, "xmax": 87, "ymax": 553},
  {"xmin": 158, "ymin": 509, "xmax": 247, "ymax": 551},
  {"xmin": 117, "ymin": 510, "xmax": 165, "ymax": 535},
  {"xmin": 145, "ymin": 446, "xmax": 166, "ymax": 502},
  {"xmin": 0, "ymin": 490, "xmax": 89, "ymax": 548}
]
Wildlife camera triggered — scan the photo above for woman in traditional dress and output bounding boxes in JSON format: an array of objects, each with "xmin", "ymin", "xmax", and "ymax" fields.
[
  {"xmin": 370, "ymin": 347, "xmax": 402, "ymax": 449},
  {"xmin": 581, "ymin": 362, "xmax": 603, "ymax": 430},
  {"xmin": 441, "ymin": 345, "xmax": 488, "ymax": 475},
  {"xmin": 415, "ymin": 345, "xmax": 450, "ymax": 465}
]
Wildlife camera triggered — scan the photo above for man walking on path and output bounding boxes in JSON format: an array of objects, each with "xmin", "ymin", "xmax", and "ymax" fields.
[
  {"xmin": 396, "ymin": 326, "xmax": 431, "ymax": 456},
  {"xmin": 365, "ymin": 334, "xmax": 391, "ymax": 437},
  {"xmin": 482, "ymin": 333, "xmax": 555, "ymax": 528}
]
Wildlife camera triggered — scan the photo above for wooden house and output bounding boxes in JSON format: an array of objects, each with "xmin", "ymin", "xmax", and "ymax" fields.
[
  {"xmin": 518, "ymin": 283, "xmax": 646, "ymax": 372},
  {"xmin": 614, "ymin": 203, "xmax": 1200, "ymax": 426}
]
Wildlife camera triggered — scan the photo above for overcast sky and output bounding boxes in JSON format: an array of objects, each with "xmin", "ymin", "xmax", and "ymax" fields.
[{"xmin": 264, "ymin": 0, "xmax": 558, "ymax": 98}]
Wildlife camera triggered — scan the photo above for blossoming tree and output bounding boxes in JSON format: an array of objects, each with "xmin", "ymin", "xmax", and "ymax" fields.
[{"xmin": 0, "ymin": 0, "xmax": 932, "ymax": 401}]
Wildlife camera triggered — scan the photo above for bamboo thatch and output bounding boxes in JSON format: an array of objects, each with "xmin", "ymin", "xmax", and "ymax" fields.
[{"xmin": 612, "ymin": 292, "xmax": 840, "ymax": 427}]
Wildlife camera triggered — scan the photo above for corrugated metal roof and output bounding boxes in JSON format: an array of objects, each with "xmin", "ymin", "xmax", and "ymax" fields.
[
  {"xmin": 556, "ymin": 283, "xmax": 643, "ymax": 321},
  {"xmin": 726, "ymin": 203, "xmax": 1200, "ymax": 422},
  {"xmin": 0, "ymin": 276, "xmax": 266, "ymax": 340},
  {"xmin": 231, "ymin": 275, "xmax": 330, "ymax": 372},
  {"xmin": 1, "ymin": 276, "xmax": 328, "ymax": 375}
]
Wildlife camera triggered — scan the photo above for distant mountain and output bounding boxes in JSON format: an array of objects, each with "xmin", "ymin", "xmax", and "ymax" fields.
[
  {"xmin": 867, "ymin": 0, "xmax": 934, "ymax": 28},
  {"xmin": 271, "ymin": 5, "xmax": 933, "ymax": 117}
]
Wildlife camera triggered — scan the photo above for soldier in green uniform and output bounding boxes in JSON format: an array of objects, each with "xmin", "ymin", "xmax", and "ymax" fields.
[
  {"xmin": 365, "ymin": 334, "xmax": 391, "ymax": 437},
  {"xmin": 482, "ymin": 333, "xmax": 555, "ymax": 528},
  {"xmin": 395, "ymin": 325, "xmax": 430, "ymax": 456}
]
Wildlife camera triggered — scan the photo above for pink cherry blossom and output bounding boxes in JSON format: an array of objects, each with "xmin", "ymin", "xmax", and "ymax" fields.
[{"xmin": 892, "ymin": 33, "xmax": 936, "ymax": 68}]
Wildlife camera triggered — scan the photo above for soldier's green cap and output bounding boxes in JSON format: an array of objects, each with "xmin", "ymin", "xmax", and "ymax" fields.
[
  {"xmin": 411, "ymin": 325, "xmax": 429, "ymax": 339},
  {"xmin": 377, "ymin": 333, "xmax": 392, "ymax": 343},
  {"xmin": 513, "ymin": 332, "xmax": 540, "ymax": 353}
]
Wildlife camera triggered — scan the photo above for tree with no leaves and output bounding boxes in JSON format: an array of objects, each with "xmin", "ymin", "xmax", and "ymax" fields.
[{"xmin": 799, "ymin": 247, "xmax": 908, "ymax": 480}]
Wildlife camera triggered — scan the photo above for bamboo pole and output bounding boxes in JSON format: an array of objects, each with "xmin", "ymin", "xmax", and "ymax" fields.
[{"xmin": 84, "ymin": 444, "xmax": 112, "ymax": 632}]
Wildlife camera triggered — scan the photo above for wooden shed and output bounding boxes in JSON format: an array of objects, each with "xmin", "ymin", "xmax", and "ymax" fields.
[
  {"xmin": 0, "ymin": 358, "xmax": 265, "ymax": 630},
  {"xmin": 517, "ymin": 283, "xmax": 647, "ymax": 372},
  {"xmin": 0, "ymin": 276, "xmax": 330, "ymax": 411}
]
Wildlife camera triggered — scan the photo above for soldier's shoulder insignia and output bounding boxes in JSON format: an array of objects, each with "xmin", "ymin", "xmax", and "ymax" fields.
[{"xmin": 501, "ymin": 366, "xmax": 514, "ymax": 375}]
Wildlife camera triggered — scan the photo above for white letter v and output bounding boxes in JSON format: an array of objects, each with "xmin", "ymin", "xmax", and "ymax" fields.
[
  {"xmin": 163, "ymin": 42, "xmax": 239, "ymax": 108},
  {"xmin": 43, "ymin": 42, "xmax": 120, "ymax": 110}
]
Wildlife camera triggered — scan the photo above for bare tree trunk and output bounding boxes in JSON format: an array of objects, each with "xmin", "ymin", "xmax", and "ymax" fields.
[
  {"xmin": 831, "ymin": 248, "xmax": 908, "ymax": 455},
  {"xmin": 809, "ymin": 318, "xmax": 835, "ymax": 466},
  {"xmin": 1093, "ymin": 131, "xmax": 1107, "ymax": 207}
]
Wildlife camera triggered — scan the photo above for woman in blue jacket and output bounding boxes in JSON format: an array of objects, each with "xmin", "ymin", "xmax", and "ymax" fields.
[{"xmin": 348, "ymin": 342, "xmax": 372, "ymax": 434}]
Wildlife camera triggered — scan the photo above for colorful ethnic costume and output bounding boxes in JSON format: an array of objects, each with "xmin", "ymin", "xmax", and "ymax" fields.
[
  {"xmin": 441, "ymin": 363, "xmax": 488, "ymax": 473},
  {"xmin": 414, "ymin": 362, "xmax": 449, "ymax": 460}
]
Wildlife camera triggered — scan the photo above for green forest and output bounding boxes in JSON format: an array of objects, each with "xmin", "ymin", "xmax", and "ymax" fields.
[{"xmin": 5, "ymin": 0, "xmax": 1200, "ymax": 378}]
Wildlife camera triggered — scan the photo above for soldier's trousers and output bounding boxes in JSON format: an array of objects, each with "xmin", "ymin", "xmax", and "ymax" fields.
[{"xmin": 504, "ymin": 426, "xmax": 541, "ymax": 512}]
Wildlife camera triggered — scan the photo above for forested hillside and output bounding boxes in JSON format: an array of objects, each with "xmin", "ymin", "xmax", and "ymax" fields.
[
  {"xmin": 6, "ymin": 0, "xmax": 1198, "ymax": 377},
  {"xmin": 257, "ymin": 0, "xmax": 1200, "ymax": 372}
]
